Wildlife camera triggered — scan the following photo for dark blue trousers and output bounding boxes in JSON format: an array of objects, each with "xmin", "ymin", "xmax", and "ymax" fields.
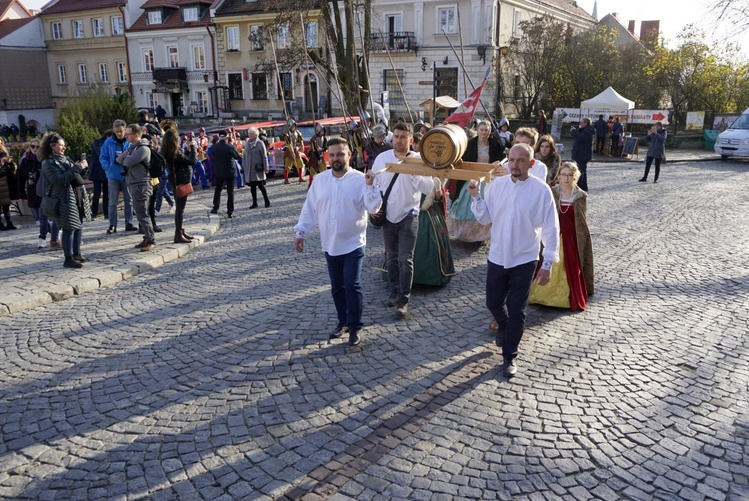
[
  {"xmin": 486, "ymin": 260, "xmax": 537, "ymax": 361},
  {"xmin": 325, "ymin": 247, "xmax": 365, "ymax": 333}
]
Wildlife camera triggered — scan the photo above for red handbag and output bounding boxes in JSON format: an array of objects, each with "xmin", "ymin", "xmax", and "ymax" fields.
[{"xmin": 176, "ymin": 182, "xmax": 194, "ymax": 197}]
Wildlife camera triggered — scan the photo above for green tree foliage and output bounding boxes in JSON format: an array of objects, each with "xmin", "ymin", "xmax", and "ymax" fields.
[
  {"xmin": 504, "ymin": 17, "xmax": 748, "ymax": 118},
  {"xmin": 59, "ymin": 89, "xmax": 137, "ymax": 136},
  {"xmin": 56, "ymin": 110, "xmax": 99, "ymax": 164},
  {"xmin": 504, "ymin": 15, "xmax": 567, "ymax": 118}
]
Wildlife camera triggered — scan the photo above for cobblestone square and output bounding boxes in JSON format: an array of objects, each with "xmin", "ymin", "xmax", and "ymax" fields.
[{"xmin": 1, "ymin": 157, "xmax": 748, "ymax": 500}]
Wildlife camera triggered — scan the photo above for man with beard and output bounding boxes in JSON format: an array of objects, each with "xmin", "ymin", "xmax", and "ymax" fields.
[
  {"xmin": 294, "ymin": 138, "xmax": 382, "ymax": 347},
  {"xmin": 468, "ymin": 143, "xmax": 559, "ymax": 377},
  {"xmin": 371, "ymin": 122, "xmax": 439, "ymax": 319}
]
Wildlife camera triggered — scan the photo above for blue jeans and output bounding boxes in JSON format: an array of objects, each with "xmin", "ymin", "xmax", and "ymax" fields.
[
  {"xmin": 30, "ymin": 207, "xmax": 40, "ymax": 222},
  {"xmin": 39, "ymin": 211, "xmax": 58, "ymax": 241},
  {"xmin": 325, "ymin": 246, "xmax": 365, "ymax": 333},
  {"xmin": 107, "ymin": 178, "xmax": 133, "ymax": 228},
  {"xmin": 155, "ymin": 173, "xmax": 173, "ymax": 212},
  {"xmin": 235, "ymin": 160, "xmax": 244, "ymax": 188},
  {"xmin": 193, "ymin": 160, "xmax": 208, "ymax": 188},
  {"xmin": 486, "ymin": 260, "xmax": 537, "ymax": 361},
  {"xmin": 61, "ymin": 228, "xmax": 82, "ymax": 258},
  {"xmin": 382, "ymin": 214, "xmax": 419, "ymax": 306}
]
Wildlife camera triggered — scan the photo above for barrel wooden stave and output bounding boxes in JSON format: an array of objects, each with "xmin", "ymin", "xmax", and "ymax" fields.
[{"xmin": 420, "ymin": 124, "xmax": 468, "ymax": 169}]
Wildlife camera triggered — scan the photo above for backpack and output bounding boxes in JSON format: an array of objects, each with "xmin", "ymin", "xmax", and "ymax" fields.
[{"xmin": 141, "ymin": 145, "xmax": 166, "ymax": 179}]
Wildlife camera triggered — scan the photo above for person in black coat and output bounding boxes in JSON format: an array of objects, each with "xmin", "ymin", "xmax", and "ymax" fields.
[
  {"xmin": 88, "ymin": 130, "xmax": 112, "ymax": 220},
  {"xmin": 161, "ymin": 129, "xmax": 196, "ymax": 243},
  {"xmin": 450, "ymin": 120, "xmax": 504, "ymax": 201},
  {"xmin": 571, "ymin": 118, "xmax": 595, "ymax": 191},
  {"xmin": 210, "ymin": 132, "xmax": 242, "ymax": 218}
]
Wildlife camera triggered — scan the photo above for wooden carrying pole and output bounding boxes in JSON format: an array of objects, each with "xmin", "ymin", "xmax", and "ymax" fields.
[
  {"xmin": 378, "ymin": 29, "xmax": 415, "ymax": 123},
  {"xmin": 269, "ymin": 35, "xmax": 289, "ymax": 122},
  {"xmin": 441, "ymin": 29, "xmax": 491, "ymax": 118},
  {"xmin": 300, "ymin": 14, "xmax": 316, "ymax": 123}
]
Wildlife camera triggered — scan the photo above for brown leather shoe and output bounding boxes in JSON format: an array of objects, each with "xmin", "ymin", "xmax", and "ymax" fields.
[
  {"xmin": 181, "ymin": 229, "xmax": 194, "ymax": 240},
  {"xmin": 174, "ymin": 236, "xmax": 191, "ymax": 243},
  {"xmin": 140, "ymin": 243, "xmax": 156, "ymax": 252},
  {"xmin": 489, "ymin": 319, "xmax": 499, "ymax": 331},
  {"xmin": 134, "ymin": 240, "xmax": 148, "ymax": 249}
]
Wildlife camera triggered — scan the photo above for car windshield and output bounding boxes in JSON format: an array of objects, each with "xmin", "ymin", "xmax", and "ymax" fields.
[{"xmin": 729, "ymin": 113, "xmax": 749, "ymax": 130}]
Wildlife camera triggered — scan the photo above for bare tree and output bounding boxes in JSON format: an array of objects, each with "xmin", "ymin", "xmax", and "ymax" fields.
[{"xmin": 713, "ymin": 0, "xmax": 749, "ymax": 30}]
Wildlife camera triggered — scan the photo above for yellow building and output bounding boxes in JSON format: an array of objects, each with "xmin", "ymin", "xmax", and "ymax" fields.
[
  {"xmin": 211, "ymin": 0, "xmax": 329, "ymax": 120},
  {"xmin": 40, "ymin": 0, "xmax": 130, "ymax": 114}
]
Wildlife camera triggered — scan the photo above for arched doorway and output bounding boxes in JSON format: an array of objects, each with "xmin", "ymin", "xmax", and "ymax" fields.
[{"xmin": 303, "ymin": 73, "xmax": 318, "ymax": 113}]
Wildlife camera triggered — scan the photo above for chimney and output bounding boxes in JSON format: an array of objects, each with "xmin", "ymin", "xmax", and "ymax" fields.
[
  {"xmin": 640, "ymin": 20, "xmax": 660, "ymax": 47},
  {"xmin": 611, "ymin": 12, "xmax": 618, "ymax": 20},
  {"xmin": 628, "ymin": 20, "xmax": 635, "ymax": 34}
]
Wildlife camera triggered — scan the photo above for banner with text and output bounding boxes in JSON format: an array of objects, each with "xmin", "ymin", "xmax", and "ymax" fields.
[{"xmin": 555, "ymin": 108, "xmax": 670, "ymax": 124}]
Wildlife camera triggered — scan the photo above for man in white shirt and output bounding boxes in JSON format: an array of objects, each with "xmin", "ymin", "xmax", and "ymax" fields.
[
  {"xmin": 371, "ymin": 123, "xmax": 439, "ymax": 319},
  {"xmin": 469, "ymin": 143, "xmax": 559, "ymax": 377},
  {"xmin": 294, "ymin": 138, "xmax": 382, "ymax": 347},
  {"xmin": 492, "ymin": 127, "xmax": 548, "ymax": 182}
]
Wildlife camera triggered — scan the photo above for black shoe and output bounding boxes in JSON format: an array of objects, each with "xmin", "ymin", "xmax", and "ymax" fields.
[
  {"xmin": 503, "ymin": 358, "xmax": 517, "ymax": 377},
  {"xmin": 5, "ymin": 222, "xmax": 16, "ymax": 230},
  {"xmin": 249, "ymin": 204, "xmax": 258, "ymax": 209},
  {"xmin": 265, "ymin": 201, "xmax": 271, "ymax": 208},
  {"xmin": 227, "ymin": 214, "xmax": 234, "ymax": 219},
  {"xmin": 638, "ymin": 178, "xmax": 647, "ymax": 182},
  {"xmin": 125, "ymin": 223, "xmax": 138, "ymax": 231},
  {"xmin": 63, "ymin": 257, "xmax": 83, "ymax": 269},
  {"xmin": 330, "ymin": 325, "xmax": 348, "ymax": 339},
  {"xmin": 153, "ymin": 226, "xmax": 163, "ymax": 233},
  {"xmin": 210, "ymin": 209, "xmax": 218, "ymax": 214},
  {"xmin": 653, "ymin": 179, "xmax": 658, "ymax": 183},
  {"xmin": 72, "ymin": 254, "xmax": 88, "ymax": 263},
  {"xmin": 106, "ymin": 225, "xmax": 117, "ymax": 234},
  {"xmin": 384, "ymin": 293, "xmax": 398, "ymax": 307},
  {"xmin": 0, "ymin": 222, "xmax": 6, "ymax": 231},
  {"xmin": 348, "ymin": 330, "xmax": 361, "ymax": 347}
]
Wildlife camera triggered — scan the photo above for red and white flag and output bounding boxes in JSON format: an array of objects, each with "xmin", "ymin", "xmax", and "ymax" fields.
[{"xmin": 445, "ymin": 68, "xmax": 490, "ymax": 127}]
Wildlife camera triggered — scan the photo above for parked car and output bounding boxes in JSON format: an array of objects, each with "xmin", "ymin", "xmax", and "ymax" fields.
[{"xmin": 715, "ymin": 108, "xmax": 749, "ymax": 160}]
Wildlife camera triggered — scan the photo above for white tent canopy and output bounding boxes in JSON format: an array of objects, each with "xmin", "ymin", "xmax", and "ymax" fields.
[{"xmin": 580, "ymin": 86, "xmax": 634, "ymax": 111}]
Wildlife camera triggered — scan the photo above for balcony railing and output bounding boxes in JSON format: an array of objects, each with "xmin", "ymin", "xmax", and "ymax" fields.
[
  {"xmin": 370, "ymin": 32, "xmax": 417, "ymax": 53},
  {"xmin": 152, "ymin": 67, "xmax": 187, "ymax": 82}
]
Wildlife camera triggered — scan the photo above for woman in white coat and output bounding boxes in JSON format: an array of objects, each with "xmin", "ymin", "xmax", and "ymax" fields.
[{"xmin": 243, "ymin": 127, "xmax": 270, "ymax": 208}]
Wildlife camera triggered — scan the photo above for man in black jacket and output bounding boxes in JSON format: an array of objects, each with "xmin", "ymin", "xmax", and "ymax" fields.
[{"xmin": 210, "ymin": 132, "xmax": 242, "ymax": 218}]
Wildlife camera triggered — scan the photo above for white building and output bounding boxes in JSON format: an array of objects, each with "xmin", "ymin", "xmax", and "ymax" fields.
[
  {"xmin": 125, "ymin": 0, "xmax": 217, "ymax": 118},
  {"xmin": 365, "ymin": 0, "xmax": 596, "ymax": 121}
]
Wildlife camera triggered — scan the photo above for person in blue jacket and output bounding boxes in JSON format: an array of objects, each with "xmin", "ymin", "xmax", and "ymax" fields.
[
  {"xmin": 570, "ymin": 117, "xmax": 595, "ymax": 192},
  {"xmin": 99, "ymin": 119, "xmax": 135, "ymax": 234}
]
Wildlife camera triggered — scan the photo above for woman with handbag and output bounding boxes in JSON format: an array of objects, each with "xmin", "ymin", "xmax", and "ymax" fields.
[
  {"xmin": 243, "ymin": 127, "xmax": 270, "ymax": 208},
  {"xmin": 39, "ymin": 133, "xmax": 90, "ymax": 268},
  {"xmin": 161, "ymin": 128, "xmax": 196, "ymax": 243}
]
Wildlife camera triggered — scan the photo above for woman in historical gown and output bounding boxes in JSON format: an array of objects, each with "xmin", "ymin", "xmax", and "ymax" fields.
[
  {"xmin": 529, "ymin": 161, "xmax": 594, "ymax": 311},
  {"xmin": 446, "ymin": 120, "xmax": 504, "ymax": 242}
]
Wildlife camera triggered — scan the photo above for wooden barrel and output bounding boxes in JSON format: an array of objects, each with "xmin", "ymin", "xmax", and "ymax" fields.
[{"xmin": 420, "ymin": 124, "xmax": 468, "ymax": 168}]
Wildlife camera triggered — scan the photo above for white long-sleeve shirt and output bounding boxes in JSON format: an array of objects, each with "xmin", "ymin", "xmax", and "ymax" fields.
[
  {"xmin": 294, "ymin": 169, "xmax": 382, "ymax": 256},
  {"xmin": 471, "ymin": 174, "xmax": 559, "ymax": 268},
  {"xmin": 371, "ymin": 149, "xmax": 439, "ymax": 223}
]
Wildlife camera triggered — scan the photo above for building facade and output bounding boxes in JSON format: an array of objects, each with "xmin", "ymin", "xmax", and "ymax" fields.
[
  {"xmin": 126, "ymin": 0, "xmax": 217, "ymax": 117},
  {"xmin": 211, "ymin": 0, "xmax": 329, "ymax": 121},
  {"xmin": 365, "ymin": 0, "xmax": 596, "ymax": 121},
  {"xmin": 0, "ymin": 0, "xmax": 54, "ymax": 129},
  {"xmin": 40, "ymin": 0, "xmax": 130, "ymax": 113}
]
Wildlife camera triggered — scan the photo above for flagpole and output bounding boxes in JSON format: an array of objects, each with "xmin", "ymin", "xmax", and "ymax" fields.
[
  {"xmin": 300, "ymin": 14, "xmax": 317, "ymax": 123},
  {"xmin": 377, "ymin": 29, "xmax": 415, "ymax": 123},
  {"xmin": 456, "ymin": 6, "xmax": 468, "ymax": 99},
  {"xmin": 269, "ymin": 35, "xmax": 290, "ymax": 123},
  {"xmin": 441, "ymin": 29, "xmax": 491, "ymax": 118}
]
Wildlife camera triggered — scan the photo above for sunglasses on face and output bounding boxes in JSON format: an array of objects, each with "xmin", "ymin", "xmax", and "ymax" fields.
[{"xmin": 30, "ymin": 145, "xmax": 39, "ymax": 149}]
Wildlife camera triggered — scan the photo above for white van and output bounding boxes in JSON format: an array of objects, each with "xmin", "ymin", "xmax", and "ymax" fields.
[{"xmin": 715, "ymin": 108, "xmax": 749, "ymax": 160}]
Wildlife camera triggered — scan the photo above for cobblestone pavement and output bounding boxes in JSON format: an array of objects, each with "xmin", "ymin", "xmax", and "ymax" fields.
[{"xmin": 0, "ymin": 157, "xmax": 748, "ymax": 500}]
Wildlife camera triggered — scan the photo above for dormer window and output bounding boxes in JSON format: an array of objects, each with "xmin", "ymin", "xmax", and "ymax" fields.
[
  {"xmin": 183, "ymin": 7, "xmax": 198, "ymax": 22},
  {"xmin": 148, "ymin": 10, "xmax": 162, "ymax": 25}
]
